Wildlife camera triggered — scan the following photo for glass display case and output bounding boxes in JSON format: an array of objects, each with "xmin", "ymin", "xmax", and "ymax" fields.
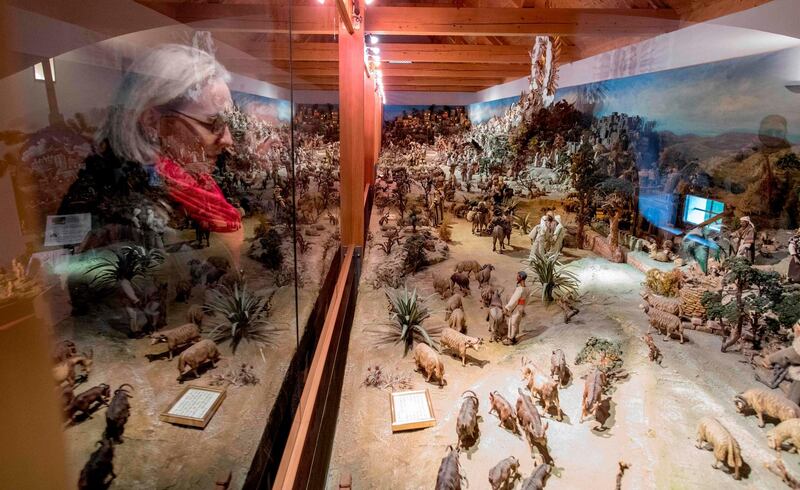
[{"xmin": 0, "ymin": 1, "xmax": 340, "ymax": 487}]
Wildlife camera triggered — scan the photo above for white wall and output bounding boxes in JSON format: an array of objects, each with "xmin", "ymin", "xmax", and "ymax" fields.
[{"xmin": 473, "ymin": 0, "xmax": 800, "ymax": 103}]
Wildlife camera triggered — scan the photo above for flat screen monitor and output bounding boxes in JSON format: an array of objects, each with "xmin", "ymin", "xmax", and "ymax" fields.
[{"xmin": 683, "ymin": 195, "xmax": 724, "ymax": 231}]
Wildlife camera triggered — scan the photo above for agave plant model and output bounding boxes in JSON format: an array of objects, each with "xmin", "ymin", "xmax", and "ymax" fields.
[
  {"xmin": 86, "ymin": 245, "xmax": 165, "ymax": 302},
  {"xmin": 204, "ymin": 284, "xmax": 277, "ymax": 354},
  {"xmin": 384, "ymin": 286, "xmax": 435, "ymax": 355},
  {"xmin": 528, "ymin": 252, "xmax": 579, "ymax": 304},
  {"xmin": 514, "ymin": 212, "xmax": 533, "ymax": 235}
]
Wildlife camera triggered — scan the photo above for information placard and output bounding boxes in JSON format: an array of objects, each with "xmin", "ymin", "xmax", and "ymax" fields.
[
  {"xmin": 389, "ymin": 389, "xmax": 436, "ymax": 432},
  {"xmin": 160, "ymin": 385, "xmax": 226, "ymax": 428},
  {"xmin": 43, "ymin": 213, "xmax": 91, "ymax": 247}
]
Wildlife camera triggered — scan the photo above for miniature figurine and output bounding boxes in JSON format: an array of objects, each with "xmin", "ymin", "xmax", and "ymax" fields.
[
  {"xmin": 486, "ymin": 289, "xmax": 506, "ymax": 342},
  {"xmin": 640, "ymin": 303, "xmax": 684, "ymax": 343},
  {"xmin": 642, "ymin": 334, "xmax": 663, "ymax": 364},
  {"xmin": 550, "ymin": 349, "xmax": 571, "ymax": 386},
  {"xmin": 731, "ymin": 216, "xmax": 756, "ymax": 261},
  {"xmin": 580, "ymin": 368, "xmax": 606, "ymax": 424},
  {"xmin": 435, "ymin": 445, "xmax": 464, "ymax": 490},
  {"xmin": 456, "ymin": 390, "xmax": 480, "ymax": 449},
  {"xmin": 789, "ymin": 228, "xmax": 800, "ymax": 283},
  {"xmin": 447, "ymin": 308, "xmax": 467, "ymax": 334},
  {"xmin": 734, "ymin": 387, "xmax": 800, "ymax": 427},
  {"xmin": 440, "ymin": 327, "xmax": 483, "ymax": 366},
  {"xmin": 522, "ymin": 359, "xmax": 562, "ymax": 421},
  {"xmin": 766, "ymin": 418, "xmax": 800, "ymax": 453},
  {"xmin": 695, "ymin": 417, "xmax": 743, "ymax": 480},
  {"xmin": 488, "ymin": 391, "xmax": 519, "ymax": 433},
  {"xmin": 150, "ymin": 323, "xmax": 201, "ymax": 360},
  {"xmin": 413, "ymin": 343, "xmax": 446, "ymax": 386},
  {"xmin": 177, "ymin": 339, "xmax": 221, "ymax": 381},
  {"xmin": 475, "ymin": 264, "xmax": 494, "ymax": 287},
  {"xmin": 504, "ymin": 271, "xmax": 529, "ymax": 345},
  {"xmin": 67, "ymin": 384, "xmax": 111, "ymax": 421},
  {"xmin": 104, "ymin": 384, "xmax": 133, "ymax": 443},
  {"xmin": 78, "ymin": 439, "xmax": 116, "ymax": 490},
  {"xmin": 516, "ymin": 388, "xmax": 549, "ymax": 451},
  {"xmin": 488, "ymin": 456, "xmax": 520, "ymax": 490},
  {"xmin": 528, "ymin": 212, "xmax": 557, "ymax": 260}
]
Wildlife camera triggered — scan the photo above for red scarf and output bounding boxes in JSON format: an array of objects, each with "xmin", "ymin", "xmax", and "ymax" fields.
[{"xmin": 156, "ymin": 156, "xmax": 241, "ymax": 233}]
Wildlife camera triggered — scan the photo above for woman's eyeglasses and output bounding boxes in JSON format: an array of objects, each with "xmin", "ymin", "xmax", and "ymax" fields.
[{"xmin": 168, "ymin": 109, "xmax": 229, "ymax": 136}]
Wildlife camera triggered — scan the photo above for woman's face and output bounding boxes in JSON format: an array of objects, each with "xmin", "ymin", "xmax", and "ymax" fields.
[{"xmin": 158, "ymin": 78, "xmax": 234, "ymax": 173}]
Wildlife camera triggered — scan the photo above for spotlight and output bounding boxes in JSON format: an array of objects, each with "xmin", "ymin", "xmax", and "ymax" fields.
[
  {"xmin": 369, "ymin": 35, "xmax": 379, "ymax": 45},
  {"xmin": 367, "ymin": 47, "xmax": 380, "ymax": 54},
  {"xmin": 365, "ymin": 0, "xmax": 374, "ymax": 4},
  {"xmin": 318, "ymin": 0, "xmax": 325, "ymax": 4}
]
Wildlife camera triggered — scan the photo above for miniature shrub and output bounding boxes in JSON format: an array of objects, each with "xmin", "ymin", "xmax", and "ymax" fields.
[
  {"xmin": 645, "ymin": 268, "xmax": 682, "ymax": 297},
  {"xmin": 575, "ymin": 336, "xmax": 623, "ymax": 371},
  {"xmin": 257, "ymin": 229, "xmax": 283, "ymax": 270}
]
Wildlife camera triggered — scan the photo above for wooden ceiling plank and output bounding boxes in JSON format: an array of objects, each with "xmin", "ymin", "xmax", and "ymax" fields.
[
  {"xmin": 137, "ymin": 3, "xmax": 681, "ymax": 37},
  {"xmin": 368, "ymin": 6, "xmax": 681, "ymax": 37},
  {"xmin": 217, "ymin": 42, "xmax": 574, "ymax": 64}
]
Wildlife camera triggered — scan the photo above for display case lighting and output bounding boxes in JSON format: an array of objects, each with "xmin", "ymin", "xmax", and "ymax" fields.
[{"xmin": 33, "ymin": 59, "xmax": 56, "ymax": 82}]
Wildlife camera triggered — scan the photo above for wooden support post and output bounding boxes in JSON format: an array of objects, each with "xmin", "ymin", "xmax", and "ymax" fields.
[
  {"xmin": 364, "ymin": 75, "xmax": 375, "ymax": 189},
  {"xmin": 375, "ymin": 98, "xmax": 382, "ymax": 167},
  {"xmin": 338, "ymin": 0, "xmax": 365, "ymax": 247}
]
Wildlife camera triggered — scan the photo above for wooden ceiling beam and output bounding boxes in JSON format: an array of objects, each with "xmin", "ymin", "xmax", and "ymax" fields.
[
  {"xmin": 137, "ymin": 3, "xmax": 681, "ymax": 37},
  {"xmin": 278, "ymin": 75, "xmax": 506, "ymax": 86},
  {"xmin": 368, "ymin": 7, "xmax": 681, "ymax": 37},
  {"xmin": 383, "ymin": 85, "xmax": 488, "ymax": 92},
  {"xmin": 226, "ymin": 64, "xmax": 529, "ymax": 79},
  {"xmin": 379, "ymin": 43, "xmax": 566, "ymax": 63},
  {"xmin": 217, "ymin": 42, "xmax": 570, "ymax": 64}
]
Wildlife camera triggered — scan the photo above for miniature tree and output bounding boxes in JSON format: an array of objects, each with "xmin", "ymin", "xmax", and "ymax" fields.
[
  {"xmin": 701, "ymin": 257, "xmax": 777, "ymax": 352},
  {"xmin": 391, "ymin": 167, "xmax": 411, "ymax": 220},
  {"xmin": 568, "ymin": 136, "xmax": 605, "ymax": 247},
  {"xmin": 596, "ymin": 178, "xmax": 634, "ymax": 249},
  {"xmin": 438, "ymin": 215, "xmax": 453, "ymax": 242},
  {"xmin": 403, "ymin": 234, "xmax": 430, "ymax": 275}
]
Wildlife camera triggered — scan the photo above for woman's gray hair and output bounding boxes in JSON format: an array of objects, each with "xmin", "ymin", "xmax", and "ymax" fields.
[{"xmin": 98, "ymin": 43, "xmax": 231, "ymax": 163}]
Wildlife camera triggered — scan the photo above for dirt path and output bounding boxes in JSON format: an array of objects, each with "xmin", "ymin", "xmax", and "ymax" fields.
[{"xmin": 326, "ymin": 205, "xmax": 798, "ymax": 489}]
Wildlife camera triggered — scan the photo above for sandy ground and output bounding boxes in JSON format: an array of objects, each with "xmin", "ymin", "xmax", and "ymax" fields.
[
  {"xmin": 52, "ymin": 213, "xmax": 332, "ymax": 489},
  {"xmin": 326, "ymin": 204, "xmax": 799, "ymax": 490}
]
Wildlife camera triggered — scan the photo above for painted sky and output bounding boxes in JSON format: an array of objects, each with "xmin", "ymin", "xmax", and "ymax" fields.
[
  {"xmin": 557, "ymin": 46, "xmax": 800, "ymax": 141},
  {"xmin": 466, "ymin": 47, "xmax": 800, "ymax": 142},
  {"xmin": 468, "ymin": 96, "xmax": 518, "ymax": 125},
  {"xmin": 232, "ymin": 91, "xmax": 292, "ymax": 124}
]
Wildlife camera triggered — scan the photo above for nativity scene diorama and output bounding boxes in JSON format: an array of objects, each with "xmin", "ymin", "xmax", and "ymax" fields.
[
  {"xmin": 326, "ymin": 37, "xmax": 800, "ymax": 490},
  {"xmin": 3, "ymin": 18, "xmax": 800, "ymax": 490}
]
